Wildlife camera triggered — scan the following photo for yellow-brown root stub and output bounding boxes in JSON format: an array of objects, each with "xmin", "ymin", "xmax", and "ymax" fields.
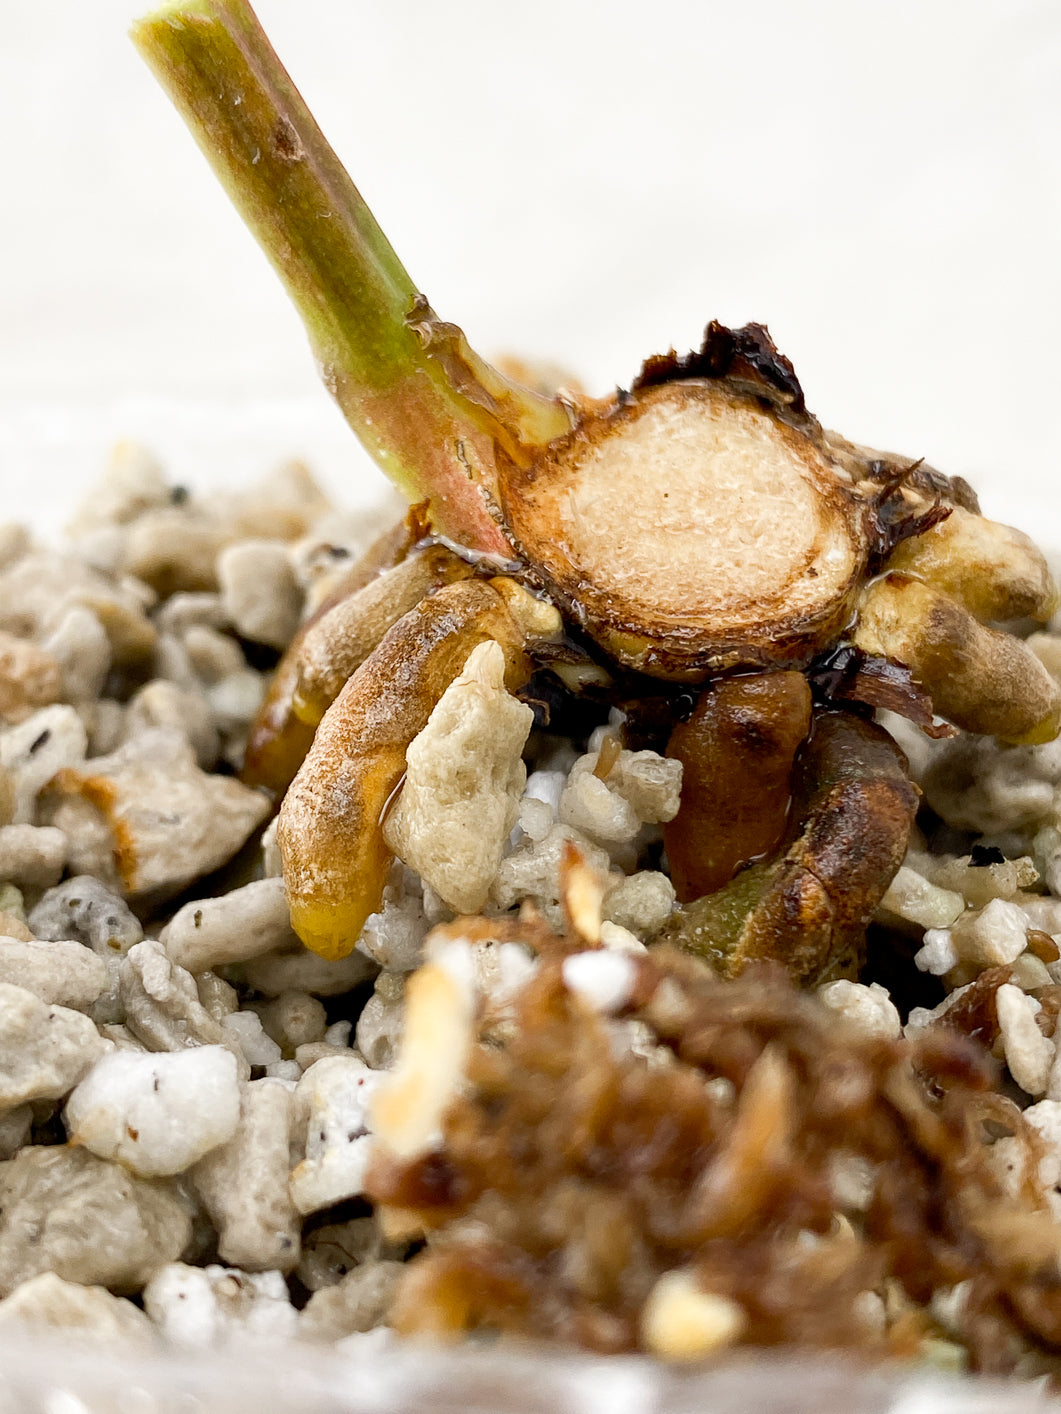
[
  {"xmin": 277, "ymin": 579, "xmax": 535, "ymax": 960},
  {"xmin": 854, "ymin": 574, "xmax": 1061, "ymax": 745},
  {"xmin": 884, "ymin": 505, "xmax": 1058, "ymax": 624},
  {"xmin": 242, "ymin": 505, "xmax": 430, "ymax": 796},
  {"xmin": 663, "ymin": 672, "xmax": 813, "ymax": 902},
  {"xmin": 499, "ymin": 380, "xmax": 872, "ymax": 679},
  {"xmin": 291, "ymin": 543, "xmax": 474, "ymax": 726}
]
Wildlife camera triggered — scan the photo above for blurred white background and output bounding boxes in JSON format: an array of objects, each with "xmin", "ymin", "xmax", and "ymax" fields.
[{"xmin": 1, "ymin": 0, "xmax": 1059, "ymax": 537}]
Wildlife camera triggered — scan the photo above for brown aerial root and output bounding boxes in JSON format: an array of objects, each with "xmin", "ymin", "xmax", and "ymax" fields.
[
  {"xmin": 663, "ymin": 671, "xmax": 813, "ymax": 901},
  {"xmin": 242, "ymin": 504, "xmax": 432, "ymax": 795},
  {"xmin": 276, "ymin": 577, "xmax": 558, "ymax": 960},
  {"xmin": 367, "ymin": 929, "xmax": 1061, "ymax": 1370},
  {"xmin": 853, "ymin": 573, "xmax": 1061, "ymax": 745},
  {"xmin": 658, "ymin": 710, "xmax": 918, "ymax": 984}
]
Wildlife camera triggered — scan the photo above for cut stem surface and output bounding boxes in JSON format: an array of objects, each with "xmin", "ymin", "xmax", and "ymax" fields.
[{"xmin": 501, "ymin": 381, "xmax": 871, "ymax": 678}]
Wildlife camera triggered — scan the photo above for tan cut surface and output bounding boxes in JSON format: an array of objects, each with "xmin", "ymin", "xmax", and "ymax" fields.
[{"xmin": 502, "ymin": 381, "xmax": 868, "ymax": 677}]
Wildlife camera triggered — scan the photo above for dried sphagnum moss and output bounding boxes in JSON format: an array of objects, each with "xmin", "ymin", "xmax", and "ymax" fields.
[{"xmin": 368, "ymin": 917, "xmax": 1061, "ymax": 1375}]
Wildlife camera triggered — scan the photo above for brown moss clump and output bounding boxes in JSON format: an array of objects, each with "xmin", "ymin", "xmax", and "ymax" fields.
[{"xmin": 368, "ymin": 930, "xmax": 1061, "ymax": 1374}]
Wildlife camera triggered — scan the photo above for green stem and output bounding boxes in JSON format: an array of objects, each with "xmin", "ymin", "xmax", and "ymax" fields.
[{"xmin": 131, "ymin": 0, "xmax": 572, "ymax": 552}]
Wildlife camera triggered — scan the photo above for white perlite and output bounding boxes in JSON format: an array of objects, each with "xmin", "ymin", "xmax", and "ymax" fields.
[
  {"xmin": 1022, "ymin": 1100, "xmax": 1061, "ymax": 1189},
  {"xmin": 562, "ymin": 949, "xmax": 638, "ymax": 1014},
  {"xmin": 67, "ymin": 441, "xmax": 171, "ymax": 531},
  {"xmin": 142, "ymin": 1264, "xmax": 297, "ymax": 1350},
  {"xmin": 124, "ymin": 678, "xmax": 219, "ymax": 769},
  {"xmin": 917, "ymin": 850, "xmax": 1039, "ymax": 910},
  {"xmin": 384, "ymin": 640, "xmax": 533, "ymax": 915},
  {"xmin": 221, "ymin": 1010, "xmax": 283, "ymax": 1067},
  {"xmin": 29, "ymin": 874, "xmax": 143, "ymax": 954},
  {"xmin": 878, "ymin": 865, "xmax": 964, "ymax": 931},
  {"xmin": 560, "ymin": 769, "xmax": 641, "ymax": 844},
  {"xmin": 355, "ymin": 972, "xmax": 406, "ymax": 1071},
  {"xmin": 492, "ymin": 823, "xmax": 614, "ymax": 923},
  {"xmin": 192, "ymin": 1079, "xmax": 301, "ymax": 1272},
  {"xmin": 64, "ymin": 1047, "xmax": 242, "ymax": 1176},
  {"xmin": 290, "ymin": 1056, "xmax": 385, "ymax": 1215},
  {"xmin": 600, "ymin": 921, "xmax": 648, "ymax": 954},
  {"xmin": 914, "ymin": 928, "xmax": 960, "ymax": 977},
  {"xmin": 0, "ymin": 549, "xmax": 156, "ymax": 667},
  {"xmin": 951, "ymin": 899, "xmax": 1030, "ymax": 969},
  {"xmin": 817, "ymin": 981, "xmax": 902, "ymax": 1040},
  {"xmin": 161, "ymin": 876, "xmax": 299, "ymax": 973},
  {"xmin": 357, "ymin": 867, "xmax": 431, "ymax": 974},
  {"xmin": 559, "ymin": 747, "xmax": 682, "ymax": 847},
  {"xmin": 606, "ymin": 749, "xmax": 683, "ymax": 823},
  {"xmin": 42, "ymin": 604, "xmax": 112, "ymax": 703},
  {"xmin": 0, "ymin": 983, "xmax": 105, "ymax": 1111},
  {"xmin": 518, "ymin": 769, "xmax": 564, "ymax": 842},
  {"xmin": 603, "ymin": 870, "xmax": 676, "ymax": 938},
  {"xmin": 256, "ymin": 991, "xmax": 328, "ymax": 1053},
  {"xmin": 0, "ymin": 1271, "xmax": 154, "ymax": 1344},
  {"xmin": 995, "ymin": 983, "xmax": 1054, "ymax": 1097},
  {"xmin": 922, "ymin": 734, "xmax": 1061, "ymax": 835}
]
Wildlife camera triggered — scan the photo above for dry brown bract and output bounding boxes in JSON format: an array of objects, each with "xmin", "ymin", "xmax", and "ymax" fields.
[{"xmin": 367, "ymin": 919, "xmax": 1061, "ymax": 1374}]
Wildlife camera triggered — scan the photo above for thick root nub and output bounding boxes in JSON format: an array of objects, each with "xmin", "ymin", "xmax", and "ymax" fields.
[
  {"xmin": 854, "ymin": 574, "xmax": 1061, "ymax": 745},
  {"xmin": 659, "ymin": 712, "xmax": 918, "ymax": 983},
  {"xmin": 500, "ymin": 381, "xmax": 870, "ymax": 679},
  {"xmin": 664, "ymin": 672, "xmax": 812, "ymax": 900}
]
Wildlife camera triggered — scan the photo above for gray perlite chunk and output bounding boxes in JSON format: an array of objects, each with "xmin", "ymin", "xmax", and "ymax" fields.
[
  {"xmin": 124, "ymin": 678, "xmax": 220, "ymax": 769},
  {"xmin": 0, "ymin": 983, "xmax": 106, "ymax": 1111},
  {"xmin": 42, "ymin": 604, "xmax": 112, "ymax": 704},
  {"xmin": 241, "ymin": 944, "xmax": 378, "ymax": 998},
  {"xmin": 0, "ymin": 550, "xmax": 156, "ymax": 665},
  {"xmin": 217, "ymin": 539, "xmax": 303, "ymax": 649},
  {"xmin": 191, "ymin": 1079, "xmax": 301, "ymax": 1272},
  {"xmin": 0, "ymin": 824, "xmax": 67, "ymax": 889},
  {"xmin": 256, "ymin": 991, "xmax": 328, "ymax": 1052},
  {"xmin": 0, "ymin": 1106, "xmax": 32, "ymax": 1160},
  {"xmin": 40, "ymin": 728, "xmax": 270, "ymax": 899},
  {"xmin": 299, "ymin": 1261, "xmax": 404, "ymax": 1342},
  {"xmin": 0, "ymin": 704, "xmax": 88, "ymax": 824},
  {"xmin": 0, "ymin": 1146, "xmax": 192, "ymax": 1297},
  {"xmin": 0, "ymin": 631, "xmax": 62, "ymax": 726},
  {"xmin": 383, "ymin": 640, "xmax": 534, "ymax": 914},
  {"xmin": 120, "ymin": 941, "xmax": 248, "ymax": 1075},
  {"xmin": 0, "ymin": 937, "xmax": 109, "ymax": 1011},
  {"xmin": 161, "ymin": 876, "xmax": 299, "ymax": 973},
  {"xmin": 29, "ymin": 874, "xmax": 143, "ymax": 953},
  {"xmin": 0, "ymin": 1271, "xmax": 155, "ymax": 1344}
]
